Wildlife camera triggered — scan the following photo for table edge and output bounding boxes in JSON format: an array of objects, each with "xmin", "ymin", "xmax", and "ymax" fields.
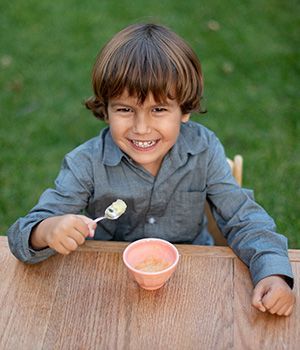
[{"xmin": 1, "ymin": 236, "xmax": 300, "ymax": 261}]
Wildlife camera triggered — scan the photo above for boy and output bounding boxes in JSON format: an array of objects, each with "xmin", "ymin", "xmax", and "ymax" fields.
[{"xmin": 7, "ymin": 23, "xmax": 295, "ymax": 316}]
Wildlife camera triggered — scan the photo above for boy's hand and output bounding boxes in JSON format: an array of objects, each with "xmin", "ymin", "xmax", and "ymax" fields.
[
  {"xmin": 30, "ymin": 214, "xmax": 97, "ymax": 255},
  {"xmin": 252, "ymin": 275, "xmax": 295, "ymax": 316}
]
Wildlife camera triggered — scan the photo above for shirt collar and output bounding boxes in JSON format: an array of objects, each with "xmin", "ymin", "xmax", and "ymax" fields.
[
  {"xmin": 102, "ymin": 128, "xmax": 125, "ymax": 166},
  {"xmin": 155, "ymin": 121, "xmax": 210, "ymax": 180},
  {"xmin": 177, "ymin": 121, "xmax": 209, "ymax": 155}
]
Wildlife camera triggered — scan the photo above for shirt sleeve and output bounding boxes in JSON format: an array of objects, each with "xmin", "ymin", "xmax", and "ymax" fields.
[
  {"xmin": 7, "ymin": 153, "xmax": 94, "ymax": 264},
  {"xmin": 206, "ymin": 134, "xmax": 294, "ymax": 288}
]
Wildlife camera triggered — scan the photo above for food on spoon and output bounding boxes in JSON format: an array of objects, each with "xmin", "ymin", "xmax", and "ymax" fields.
[
  {"xmin": 105, "ymin": 199, "xmax": 127, "ymax": 219},
  {"xmin": 135, "ymin": 256, "xmax": 172, "ymax": 272}
]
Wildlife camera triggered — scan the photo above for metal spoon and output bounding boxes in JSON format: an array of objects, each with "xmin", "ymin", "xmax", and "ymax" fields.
[{"xmin": 94, "ymin": 199, "xmax": 127, "ymax": 223}]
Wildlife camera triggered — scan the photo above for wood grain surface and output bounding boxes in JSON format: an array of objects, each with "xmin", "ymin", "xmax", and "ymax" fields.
[
  {"xmin": 234, "ymin": 259, "xmax": 300, "ymax": 350},
  {"xmin": 0, "ymin": 236, "xmax": 299, "ymax": 349}
]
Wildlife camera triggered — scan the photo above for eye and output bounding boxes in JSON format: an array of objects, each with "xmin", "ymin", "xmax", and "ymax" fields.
[
  {"xmin": 153, "ymin": 107, "xmax": 167, "ymax": 113},
  {"xmin": 116, "ymin": 107, "xmax": 132, "ymax": 113}
]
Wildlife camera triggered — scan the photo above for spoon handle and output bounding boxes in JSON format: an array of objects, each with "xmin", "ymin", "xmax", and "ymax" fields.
[{"xmin": 94, "ymin": 216, "xmax": 105, "ymax": 223}]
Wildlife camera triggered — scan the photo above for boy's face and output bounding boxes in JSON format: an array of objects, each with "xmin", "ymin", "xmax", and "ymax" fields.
[{"xmin": 107, "ymin": 91, "xmax": 190, "ymax": 176}]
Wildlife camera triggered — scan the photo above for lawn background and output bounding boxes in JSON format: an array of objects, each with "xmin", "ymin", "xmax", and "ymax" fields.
[{"xmin": 1, "ymin": 0, "xmax": 299, "ymax": 247}]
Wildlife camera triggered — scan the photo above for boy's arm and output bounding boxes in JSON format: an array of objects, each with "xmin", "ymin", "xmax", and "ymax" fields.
[
  {"xmin": 7, "ymin": 153, "xmax": 94, "ymax": 263},
  {"xmin": 205, "ymin": 133, "xmax": 294, "ymax": 290}
]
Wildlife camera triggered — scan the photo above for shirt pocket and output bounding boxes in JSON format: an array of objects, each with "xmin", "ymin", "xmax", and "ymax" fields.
[{"xmin": 166, "ymin": 190, "xmax": 207, "ymax": 241}]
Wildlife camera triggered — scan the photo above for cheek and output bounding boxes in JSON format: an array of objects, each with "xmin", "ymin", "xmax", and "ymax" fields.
[
  {"xmin": 107, "ymin": 120, "xmax": 118, "ymax": 137},
  {"xmin": 108, "ymin": 117, "xmax": 122, "ymax": 128},
  {"xmin": 160, "ymin": 121, "xmax": 181, "ymax": 140},
  {"xmin": 109, "ymin": 119, "xmax": 131, "ymax": 138}
]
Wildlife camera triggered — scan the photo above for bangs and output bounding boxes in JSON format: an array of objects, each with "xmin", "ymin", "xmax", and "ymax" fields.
[{"xmin": 100, "ymin": 39, "xmax": 179, "ymax": 104}]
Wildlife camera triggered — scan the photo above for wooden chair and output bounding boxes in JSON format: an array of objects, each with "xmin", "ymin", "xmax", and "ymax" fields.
[{"xmin": 205, "ymin": 155, "xmax": 243, "ymax": 246}]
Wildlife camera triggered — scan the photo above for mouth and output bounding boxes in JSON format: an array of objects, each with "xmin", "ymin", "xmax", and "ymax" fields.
[{"xmin": 129, "ymin": 139, "xmax": 159, "ymax": 150}]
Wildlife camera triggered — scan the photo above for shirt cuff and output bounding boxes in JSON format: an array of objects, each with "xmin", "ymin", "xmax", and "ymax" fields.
[
  {"xmin": 250, "ymin": 253, "xmax": 294, "ymax": 288},
  {"xmin": 22, "ymin": 222, "xmax": 57, "ymax": 264}
]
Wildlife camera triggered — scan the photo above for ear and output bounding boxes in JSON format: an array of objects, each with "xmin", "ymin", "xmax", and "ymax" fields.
[
  {"xmin": 101, "ymin": 104, "xmax": 109, "ymax": 123},
  {"xmin": 103, "ymin": 108, "xmax": 110, "ymax": 124},
  {"xmin": 181, "ymin": 113, "xmax": 190, "ymax": 123}
]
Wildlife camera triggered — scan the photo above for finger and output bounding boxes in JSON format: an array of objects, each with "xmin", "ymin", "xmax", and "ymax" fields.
[
  {"xmin": 77, "ymin": 215, "xmax": 96, "ymax": 227},
  {"xmin": 88, "ymin": 224, "xmax": 95, "ymax": 238},
  {"xmin": 54, "ymin": 242, "xmax": 72, "ymax": 255},
  {"xmin": 254, "ymin": 299, "xmax": 267, "ymax": 313},
  {"xmin": 261, "ymin": 290, "xmax": 279, "ymax": 311},
  {"xmin": 47, "ymin": 237, "xmax": 71, "ymax": 255},
  {"xmin": 252, "ymin": 285, "xmax": 267, "ymax": 312},
  {"xmin": 284, "ymin": 305, "xmax": 294, "ymax": 317},
  {"xmin": 70, "ymin": 229, "xmax": 86, "ymax": 246},
  {"xmin": 74, "ymin": 216, "xmax": 95, "ymax": 238},
  {"xmin": 61, "ymin": 236, "xmax": 79, "ymax": 252},
  {"xmin": 77, "ymin": 215, "xmax": 96, "ymax": 237},
  {"xmin": 275, "ymin": 303, "xmax": 290, "ymax": 316},
  {"xmin": 73, "ymin": 218, "xmax": 91, "ymax": 238},
  {"xmin": 267, "ymin": 299, "xmax": 285, "ymax": 315}
]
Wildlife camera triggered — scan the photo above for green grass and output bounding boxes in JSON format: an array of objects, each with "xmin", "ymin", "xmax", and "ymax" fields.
[{"xmin": 1, "ymin": 0, "xmax": 299, "ymax": 247}]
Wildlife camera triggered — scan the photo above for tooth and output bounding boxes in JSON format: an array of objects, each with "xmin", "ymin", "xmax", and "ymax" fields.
[{"xmin": 133, "ymin": 140, "xmax": 155, "ymax": 148}]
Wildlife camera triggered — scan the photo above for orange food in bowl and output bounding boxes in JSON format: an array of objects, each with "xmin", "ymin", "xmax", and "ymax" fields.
[{"xmin": 134, "ymin": 256, "xmax": 172, "ymax": 272}]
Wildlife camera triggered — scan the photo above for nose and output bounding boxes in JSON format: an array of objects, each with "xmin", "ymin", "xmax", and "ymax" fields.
[{"xmin": 132, "ymin": 113, "xmax": 151, "ymax": 134}]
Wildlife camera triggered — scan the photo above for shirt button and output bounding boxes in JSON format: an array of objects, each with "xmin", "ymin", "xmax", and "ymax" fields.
[{"xmin": 148, "ymin": 217, "xmax": 156, "ymax": 224}]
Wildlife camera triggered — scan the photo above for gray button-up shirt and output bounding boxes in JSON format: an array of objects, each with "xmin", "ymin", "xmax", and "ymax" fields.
[{"xmin": 7, "ymin": 121, "xmax": 294, "ymax": 287}]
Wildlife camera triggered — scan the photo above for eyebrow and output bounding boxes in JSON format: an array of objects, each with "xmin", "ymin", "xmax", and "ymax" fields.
[
  {"xmin": 109, "ymin": 101, "xmax": 132, "ymax": 107},
  {"xmin": 109, "ymin": 100, "xmax": 172, "ymax": 108}
]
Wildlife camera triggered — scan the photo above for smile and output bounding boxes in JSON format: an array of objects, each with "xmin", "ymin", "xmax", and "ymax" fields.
[{"xmin": 130, "ymin": 139, "xmax": 158, "ymax": 149}]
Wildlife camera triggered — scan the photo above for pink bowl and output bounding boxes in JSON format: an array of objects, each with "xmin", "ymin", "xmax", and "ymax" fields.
[{"xmin": 123, "ymin": 238, "xmax": 180, "ymax": 290}]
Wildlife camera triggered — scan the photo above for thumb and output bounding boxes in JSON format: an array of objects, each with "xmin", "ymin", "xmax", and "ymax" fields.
[
  {"xmin": 88, "ymin": 222, "xmax": 96, "ymax": 238},
  {"xmin": 252, "ymin": 282, "xmax": 267, "ymax": 312},
  {"xmin": 76, "ymin": 215, "xmax": 97, "ymax": 238}
]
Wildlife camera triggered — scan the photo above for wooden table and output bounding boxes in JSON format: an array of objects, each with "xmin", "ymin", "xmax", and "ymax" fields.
[{"xmin": 0, "ymin": 236, "xmax": 299, "ymax": 349}]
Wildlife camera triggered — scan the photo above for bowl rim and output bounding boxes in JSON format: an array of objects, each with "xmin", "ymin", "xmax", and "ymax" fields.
[{"xmin": 122, "ymin": 238, "xmax": 180, "ymax": 275}]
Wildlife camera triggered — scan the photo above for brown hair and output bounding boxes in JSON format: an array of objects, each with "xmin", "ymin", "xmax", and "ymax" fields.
[{"xmin": 85, "ymin": 23, "xmax": 204, "ymax": 120}]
